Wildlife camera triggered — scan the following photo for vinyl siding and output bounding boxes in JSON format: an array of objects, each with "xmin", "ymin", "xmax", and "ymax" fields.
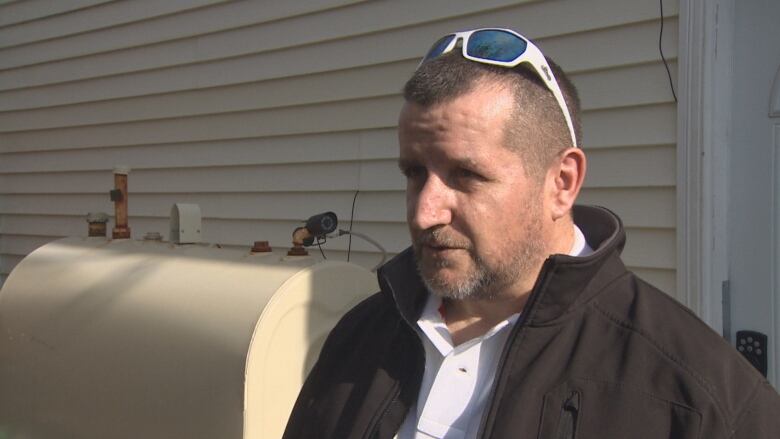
[{"xmin": 0, "ymin": 0, "xmax": 679, "ymax": 299}]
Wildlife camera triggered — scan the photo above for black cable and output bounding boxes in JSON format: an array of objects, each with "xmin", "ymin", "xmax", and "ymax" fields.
[
  {"xmin": 659, "ymin": 0, "xmax": 678, "ymax": 102},
  {"xmin": 316, "ymin": 237, "xmax": 327, "ymax": 259},
  {"xmin": 347, "ymin": 190, "xmax": 359, "ymax": 262}
]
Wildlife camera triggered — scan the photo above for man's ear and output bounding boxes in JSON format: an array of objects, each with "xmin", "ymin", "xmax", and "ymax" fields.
[{"xmin": 547, "ymin": 147, "xmax": 587, "ymax": 221}]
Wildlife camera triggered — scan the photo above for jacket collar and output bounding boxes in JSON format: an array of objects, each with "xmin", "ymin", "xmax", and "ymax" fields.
[
  {"xmin": 376, "ymin": 246, "xmax": 429, "ymax": 328},
  {"xmin": 377, "ymin": 205, "xmax": 627, "ymax": 326}
]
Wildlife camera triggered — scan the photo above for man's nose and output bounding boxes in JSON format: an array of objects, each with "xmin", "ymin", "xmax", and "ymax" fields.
[{"xmin": 409, "ymin": 174, "xmax": 453, "ymax": 231}]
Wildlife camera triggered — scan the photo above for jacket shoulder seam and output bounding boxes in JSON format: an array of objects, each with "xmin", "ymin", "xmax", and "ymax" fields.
[
  {"xmin": 591, "ymin": 300, "xmax": 732, "ymax": 428},
  {"xmin": 728, "ymin": 378, "xmax": 769, "ymax": 439}
]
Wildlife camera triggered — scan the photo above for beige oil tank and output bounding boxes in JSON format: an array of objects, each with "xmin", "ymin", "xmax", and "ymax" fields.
[{"xmin": 0, "ymin": 236, "xmax": 378, "ymax": 439}]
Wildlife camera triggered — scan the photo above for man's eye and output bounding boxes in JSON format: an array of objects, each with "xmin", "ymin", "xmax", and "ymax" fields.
[{"xmin": 454, "ymin": 168, "xmax": 483, "ymax": 180}]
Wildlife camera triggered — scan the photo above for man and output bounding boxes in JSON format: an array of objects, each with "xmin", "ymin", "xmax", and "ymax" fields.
[{"xmin": 284, "ymin": 28, "xmax": 780, "ymax": 438}]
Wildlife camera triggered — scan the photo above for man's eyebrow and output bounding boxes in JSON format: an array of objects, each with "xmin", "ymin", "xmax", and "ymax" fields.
[
  {"xmin": 453, "ymin": 156, "xmax": 479, "ymax": 168},
  {"xmin": 397, "ymin": 156, "xmax": 481, "ymax": 169}
]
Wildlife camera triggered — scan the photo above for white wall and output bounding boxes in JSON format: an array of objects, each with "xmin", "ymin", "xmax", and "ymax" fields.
[{"xmin": 0, "ymin": 0, "xmax": 679, "ymax": 298}]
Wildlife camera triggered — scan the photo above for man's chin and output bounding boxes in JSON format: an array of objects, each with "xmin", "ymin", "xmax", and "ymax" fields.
[
  {"xmin": 417, "ymin": 244, "xmax": 469, "ymax": 263},
  {"xmin": 418, "ymin": 254, "xmax": 466, "ymax": 277},
  {"xmin": 419, "ymin": 264, "xmax": 478, "ymax": 298}
]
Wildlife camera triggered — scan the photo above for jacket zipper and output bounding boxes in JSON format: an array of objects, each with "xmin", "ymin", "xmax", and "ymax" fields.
[
  {"xmin": 364, "ymin": 384, "xmax": 400, "ymax": 439},
  {"xmin": 556, "ymin": 390, "xmax": 580, "ymax": 439},
  {"xmin": 475, "ymin": 257, "xmax": 557, "ymax": 438},
  {"xmin": 363, "ymin": 316, "xmax": 421, "ymax": 439}
]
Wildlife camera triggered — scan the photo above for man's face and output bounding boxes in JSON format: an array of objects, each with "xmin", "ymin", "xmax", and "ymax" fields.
[{"xmin": 398, "ymin": 82, "xmax": 550, "ymax": 300}]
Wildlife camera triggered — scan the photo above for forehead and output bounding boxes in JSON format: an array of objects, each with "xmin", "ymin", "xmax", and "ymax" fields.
[
  {"xmin": 398, "ymin": 83, "xmax": 515, "ymax": 159},
  {"xmin": 401, "ymin": 79, "xmax": 512, "ymax": 122}
]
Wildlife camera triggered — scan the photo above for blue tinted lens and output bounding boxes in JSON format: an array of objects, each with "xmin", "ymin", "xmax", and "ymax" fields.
[
  {"xmin": 466, "ymin": 30, "xmax": 527, "ymax": 62},
  {"xmin": 422, "ymin": 35, "xmax": 456, "ymax": 62}
]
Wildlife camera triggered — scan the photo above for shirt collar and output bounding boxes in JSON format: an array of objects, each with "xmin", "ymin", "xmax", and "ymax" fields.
[
  {"xmin": 377, "ymin": 205, "xmax": 627, "ymax": 328},
  {"xmin": 571, "ymin": 224, "xmax": 594, "ymax": 257},
  {"xmin": 417, "ymin": 224, "xmax": 591, "ymax": 355}
]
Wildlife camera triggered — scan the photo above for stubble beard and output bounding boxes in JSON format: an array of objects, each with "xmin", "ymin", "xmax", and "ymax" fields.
[{"xmin": 412, "ymin": 212, "xmax": 546, "ymax": 301}]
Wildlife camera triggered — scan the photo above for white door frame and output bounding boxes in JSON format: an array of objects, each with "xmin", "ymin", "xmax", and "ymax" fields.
[{"xmin": 676, "ymin": 0, "xmax": 735, "ymax": 335}]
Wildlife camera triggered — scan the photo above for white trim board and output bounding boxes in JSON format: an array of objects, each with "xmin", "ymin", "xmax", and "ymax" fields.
[{"xmin": 677, "ymin": 0, "xmax": 735, "ymax": 334}]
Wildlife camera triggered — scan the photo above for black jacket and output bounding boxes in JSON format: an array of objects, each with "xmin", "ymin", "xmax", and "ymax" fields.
[{"xmin": 284, "ymin": 205, "xmax": 780, "ymax": 438}]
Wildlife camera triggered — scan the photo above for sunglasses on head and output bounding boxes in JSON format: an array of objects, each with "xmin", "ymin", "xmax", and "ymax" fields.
[{"xmin": 419, "ymin": 28, "xmax": 577, "ymax": 148}]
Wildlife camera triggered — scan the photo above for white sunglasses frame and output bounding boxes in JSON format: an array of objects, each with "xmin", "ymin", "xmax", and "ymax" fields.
[{"xmin": 420, "ymin": 28, "xmax": 578, "ymax": 148}]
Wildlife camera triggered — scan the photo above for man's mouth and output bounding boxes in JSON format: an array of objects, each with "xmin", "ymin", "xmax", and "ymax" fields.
[
  {"xmin": 426, "ymin": 244, "xmax": 461, "ymax": 250},
  {"xmin": 422, "ymin": 244, "xmax": 466, "ymax": 255},
  {"xmin": 413, "ymin": 228, "xmax": 472, "ymax": 262}
]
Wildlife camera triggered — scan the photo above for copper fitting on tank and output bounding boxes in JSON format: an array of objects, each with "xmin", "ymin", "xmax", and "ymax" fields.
[
  {"xmin": 251, "ymin": 241, "xmax": 272, "ymax": 253},
  {"xmin": 110, "ymin": 167, "xmax": 131, "ymax": 239},
  {"xmin": 287, "ymin": 227, "xmax": 311, "ymax": 256},
  {"xmin": 86, "ymin": 212, "xmax": 109, "ymax": 237}
]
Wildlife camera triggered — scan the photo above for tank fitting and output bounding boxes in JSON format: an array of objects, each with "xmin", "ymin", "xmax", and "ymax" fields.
[
  {"xmin": 287, "ymin": 228, "xmax": 311, "ymax": 256},
  {"xmin": 251, "ymin": 241, "xmax": 272, "ymax": 253},
  {"xmin": 86, "ymin": 212, "xmax": 109, "ymax": 237}
]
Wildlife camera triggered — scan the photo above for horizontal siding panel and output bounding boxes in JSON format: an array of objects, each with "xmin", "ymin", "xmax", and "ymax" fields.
[
  {"xmin": 0, "ymin": 59, "xmax": 675, "ymax": 133},
  {"xmin": 0, "ymin": 61, "xmax": 414, "ymax": 132},
  {"xmin": 0, "ymin": 0, "xmax": 677, "ymax": 70},
  {"xmin": 0, "ymin": 214, "xmax": 141, "ymax": 238},
  {"xmin": 0, "ymin": 0, "xmax": 111, "ymax": 28},
  {"xmin": 578, "ymin": 187, "xmax": 675, "ymax": 228},
  {"xmin": 0, "ymin": 96, "xmax": 403, "ymax": 153},
  {"xmin": 0, "ymin": 129, "xmax": 398, "ymax": 173},
  {"xmin": 0, "ymin": 11, "xmax": 675, "ymax": 102},
  {"xmin": 583, "ymin": 103, "xmax": 676, "ymax": 148},
  {"xmin": 0, "ymin": 0, "xmax": 232, "ymax": 48},
  {"xmin": 542, "ymin": 18, "xmax": 677, "ymax": 74},
  {"xmin": 0, "ymin": 0, "xmax": 364, "ymax": 58},
  {"xmin": 621, "ymin": 228, "xmax": 675, "ymax": 269},
  {"xmin": 359, "ymin": 161, "xmax": 406, "ymax": 191},
  {"xmin": 0, "ymin": 162, "xmax": 368, "ymax": 194},
  {"xmin": 0, "ymin": 101, "xmax": 674, "ymax": 155},
  {"xmin": 0, "ymin": 0, "xmax": 528, "ymax": 70},
  {"xmin": 574, "ymin": 61, "xmax": 678, "ymax": 111},
  {"xmin": 585, "ymin": 145, "xmax": 676, "ymax": 188}
]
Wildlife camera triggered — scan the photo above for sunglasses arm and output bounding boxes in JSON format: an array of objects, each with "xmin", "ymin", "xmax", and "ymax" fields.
[{"xmin": 522, "ymin": 47, "xmax": 578, "ymax": 148}]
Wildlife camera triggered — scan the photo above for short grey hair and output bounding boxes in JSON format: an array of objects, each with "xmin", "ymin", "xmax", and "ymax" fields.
[{"xmin": 403, "ymin": 51, "xmax": 581, "ymax": 179}]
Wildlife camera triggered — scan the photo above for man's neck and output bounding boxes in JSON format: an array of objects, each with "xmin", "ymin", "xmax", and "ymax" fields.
[
  {"xmin": 444, "ymin": 219, "xmax": 577, "ymax": 346},
  {"xmin": 444, "ymin": 294, "xmax": 528, "ymax": 346}
]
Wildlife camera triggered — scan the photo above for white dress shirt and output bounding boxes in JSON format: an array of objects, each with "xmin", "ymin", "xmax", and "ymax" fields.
[{"xmin": 396, "ymin": 225, "xmax": 593, "ymax": 439}]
